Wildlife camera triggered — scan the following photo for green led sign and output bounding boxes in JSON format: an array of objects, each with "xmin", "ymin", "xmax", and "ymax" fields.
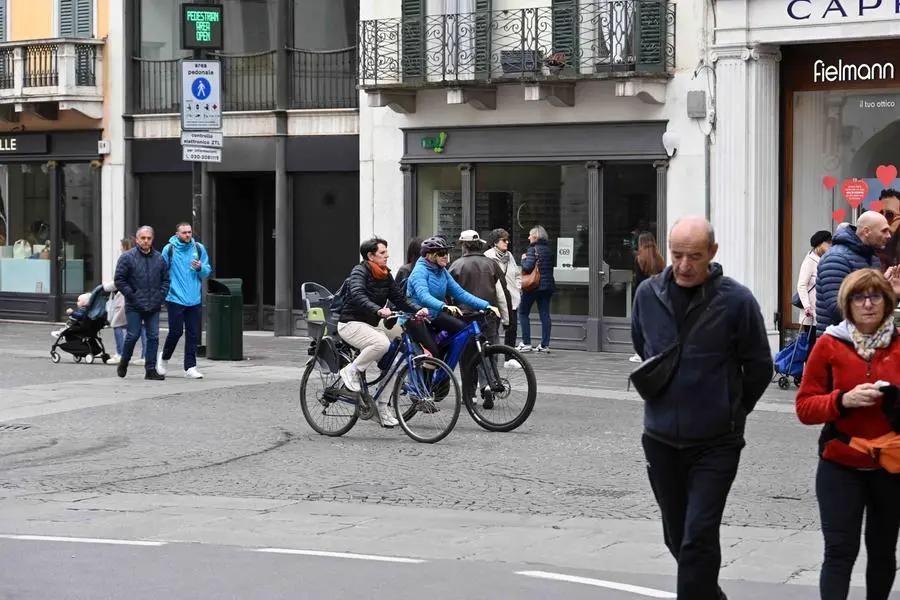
[
  {"xmin": 421, "ymin": 132, "xmax": 447, "ymax": 153},
  {"xmin": 181, "ymin": 3, "xmax": 224, "ymax": 50}
]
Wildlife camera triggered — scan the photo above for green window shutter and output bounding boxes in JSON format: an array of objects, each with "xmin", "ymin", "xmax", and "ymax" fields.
[
  {"xmin": 75, "ymin": 0, "xmax": 93, "ymax": 38},
  {"xmin": 635, "ymin": 0, "xmax": 666, "ymax": 72},
  {"xmin": 59, "ymin": 0, "xmax": 75, "ymax": 37},
  {"xmin": 401, "ymin": 0, "xmax": 424, "ymax": 82},
  {"xmin": 551, "ymin": 0, "xmax": 577, "ymax": 73},
  {"xmin": 0, "ymin": 0, "xmax": 7, "ymax": 42},
  {"xmin": 473, "ymin": 0, "xmax": 491, "ymax": 80}
]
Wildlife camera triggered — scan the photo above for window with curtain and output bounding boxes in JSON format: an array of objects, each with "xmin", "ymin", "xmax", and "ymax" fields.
[
  {"xmin": 221, "ymin": 0, "xmax": 277, "ymax": 53},
  {"xmin": 425, "ymin": 0, "xmax": 476, "ymax": 82},
  {"xmin": 139, "ymin": 0, "xmax": 191, "ymax": 60}
]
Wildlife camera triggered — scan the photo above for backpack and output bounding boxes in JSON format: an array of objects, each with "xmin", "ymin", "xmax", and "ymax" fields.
[
  {"xmin": 166, "ymin": 241, "xmax": 203, "ymax": 263},
  {"xmin": 328, "ymin": 279, "xmax": 348, "ymax": 317}
]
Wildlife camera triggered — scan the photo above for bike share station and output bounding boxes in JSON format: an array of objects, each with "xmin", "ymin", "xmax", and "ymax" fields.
[{"xmin": 180, "ymin": 3, "xmax": 243, "ymax": 361}]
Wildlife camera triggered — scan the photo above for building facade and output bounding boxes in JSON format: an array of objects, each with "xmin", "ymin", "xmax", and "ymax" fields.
[
  {"xmin": 359, "ymin": 0, "xmax": 708, "ymax": 351},
  {"xmin": 712, "ymin": 0, "xmax": 900, "ymax": 349},
  {"xmin": 0, "ymin": 0, "xmax": 111, "ymax": 321},
  {"xmin": 123, "ymin": 0, "xmax": 360, "ymax": 335}
]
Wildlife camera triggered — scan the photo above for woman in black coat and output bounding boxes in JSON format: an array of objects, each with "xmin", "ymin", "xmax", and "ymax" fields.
[{"xmin": 518, "ymin": 225, "xmax": 556, "ymax": 353}]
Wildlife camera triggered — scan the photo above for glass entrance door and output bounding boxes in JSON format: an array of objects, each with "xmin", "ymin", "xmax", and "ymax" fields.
[
  {"xmin": 59, "ymin": 163, "xmax": 101, "ymax": 299},
  {"xmin": 600, "ymin": 163, "xmax": 659, "ymax": 352}
]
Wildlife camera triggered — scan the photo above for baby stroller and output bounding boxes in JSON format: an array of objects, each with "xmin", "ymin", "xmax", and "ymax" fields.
[
  {"xmin": 50, "ymin": 284, "xmax": 112, "ymax": 364},
  {"xmin": 773, "ymin": 325, "xmax": 813, "ymax": 389}
]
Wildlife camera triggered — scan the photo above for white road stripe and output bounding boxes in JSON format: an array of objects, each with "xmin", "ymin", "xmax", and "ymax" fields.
[
  {"xmin": 516, "ymin": 570, "xmax": 676, "ymax": 598},
  {"xmin": 254, "ymin": 548, "xmax": 425, "ymax": 563},
  {"xmin": 0, "ymin": 534, "xmax": 166, "ymax": 546}
]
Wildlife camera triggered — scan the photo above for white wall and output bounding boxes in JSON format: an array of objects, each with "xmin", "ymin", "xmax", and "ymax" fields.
[
  {"xmin": 360, "ymin": 0, "xmax": 709, "ymax": 269},
  {"xmin": 101, "ymin": 0, "xmax": 125, "ymax": 283}
]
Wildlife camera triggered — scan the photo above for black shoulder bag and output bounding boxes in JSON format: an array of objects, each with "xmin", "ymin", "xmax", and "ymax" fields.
[{"xmin": 629, "ymin": 281, "xmax": 720, "ymax": 402}]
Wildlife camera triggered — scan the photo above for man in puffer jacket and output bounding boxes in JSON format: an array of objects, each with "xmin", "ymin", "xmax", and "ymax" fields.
[
  {"xmin": 114, "ymin": 226, "xmax": 170, "ymax": 380},
  {"xmin": 816, "ymin": 211, "xmax": 892, "ymax": 336}
]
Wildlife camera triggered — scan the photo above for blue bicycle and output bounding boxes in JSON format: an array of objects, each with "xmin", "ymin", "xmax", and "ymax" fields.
[
  {"xmin": 299, "ymin": 308, "xmax": 461, "ymax": 444},
  {"xmin": 413, "ymin": 310, "xmax": 537, "ymax": 433}
]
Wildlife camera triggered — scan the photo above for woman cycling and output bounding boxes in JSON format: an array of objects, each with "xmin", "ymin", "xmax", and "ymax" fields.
[{"xmin": 406, "ymin": 236, "xmax": 499, "ymax": 357}]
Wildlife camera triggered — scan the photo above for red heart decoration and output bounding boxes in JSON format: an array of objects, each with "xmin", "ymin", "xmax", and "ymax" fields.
[
  {"xmin": 832, "ymin": 208, "xmax": 846, "ymax": 222},
  {"xmin": 876, "ymin": 165, "xmax": 898, "ymax": 187},
  {"xmin": 822, "ymin": 175, "xmax": 837, "ymax": 190},
  {"xmin": 871, "ymin": 200, "xmax": 884, "ymax": 212},
  {"xmin": 842, "ymin": 179, "xmax": 869, "ymax": 208}
]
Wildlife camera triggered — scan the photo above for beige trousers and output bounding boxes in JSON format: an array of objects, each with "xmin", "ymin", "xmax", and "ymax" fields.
[{"xmin": 337, "ymin": 321, "xmax": 391, "ymax": 372}]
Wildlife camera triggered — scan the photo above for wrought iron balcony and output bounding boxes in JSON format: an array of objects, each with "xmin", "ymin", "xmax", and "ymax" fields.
[
  {"xmin": 0, "ymin": 38, "xmax": 104, "ymax": 118},
  {"xmin": 358, "ymin": 1, "xmax": 675, "ymax": 88},
  {"xmin": 134, "ymin": 47, "xmax": 359, "ymax": 114}
]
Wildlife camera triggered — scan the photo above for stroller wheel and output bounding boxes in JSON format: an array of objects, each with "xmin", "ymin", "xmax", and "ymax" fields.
[
  {"xmin": 794, "ymin": 375, "xmax": 803, "ymax": 387},
  {"xmin": 74, "ymin": 355, "xmax": 82, "ymax": 363},
  {"xmin": 85, "ymin": 354, "xmax": 95, "ymax": 365},
  {"xmin": 778, "ymin": 376, "xmax": 790, "ymax": 390},
  {"xmin": 50, "ymin": 351, "xmax": 61, "ymax": 364}
]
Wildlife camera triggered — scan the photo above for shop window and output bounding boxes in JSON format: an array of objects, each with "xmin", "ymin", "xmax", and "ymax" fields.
[
  {"xmin": 417, "ymin": 164, "xmax": 463, "ymax": 259},
  {"xmin": 61, "ymin": 163, "xmax": 100, "ymax": 294},
  {"xmin": 475, "ymin": 164, "xmax": 590, "ymax": 317},
  {"xmin": 0, "ymin": 165, "xmax": 52, "ymax": 294},
  {"xmin": 790, "ymin": 90, "xmax": 900, "ymax": 306},
  {"xmin": 602, "ymin": 163, "xmax": 658, "ymax": 318}
]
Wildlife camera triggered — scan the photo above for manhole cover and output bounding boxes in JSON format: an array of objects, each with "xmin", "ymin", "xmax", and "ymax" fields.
[{"xmin": 0, "ymin": 423, "xmax": 32, "ymax": 432}]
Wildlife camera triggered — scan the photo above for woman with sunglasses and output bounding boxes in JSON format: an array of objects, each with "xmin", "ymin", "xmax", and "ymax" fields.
[
  {"xmin": 796, "ymin": 268, "xmax": 900, "ymax": 600},
  {"xmin": 406, "ymin": 236, "xmax": 498, "ymax": 357}
]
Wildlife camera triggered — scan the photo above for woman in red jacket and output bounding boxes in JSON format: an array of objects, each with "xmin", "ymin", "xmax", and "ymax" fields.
[{"xmin": 796, "ymin": 268, "xmax": 900, "ymax": 600}]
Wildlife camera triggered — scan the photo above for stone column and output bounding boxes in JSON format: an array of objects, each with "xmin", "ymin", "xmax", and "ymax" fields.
[
  {"xmin": 711, "ymin": 44, "xmax": 781, "ymax": 349},
  {"xmin": 273, "ymin": 0, "xmax": 292, "ymax": 336},
  {"xmin": 585, "ymin": 161, "xmax": 601, "ymax": 351},
  {"xmin": 401, "ymin": 164, "xmax": 416, "ymax": 244},
  {"xmin": 653, "ymin": 160, "xmax": 668, "ymax": 254},
  {"xmin": 459, "ymin": 163, "xmax": 474, "ymax": 231}
]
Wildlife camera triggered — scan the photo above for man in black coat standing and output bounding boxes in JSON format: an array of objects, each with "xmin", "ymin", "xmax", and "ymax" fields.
[
  {"xmin": 114, "ymin": 226, "xmax": 170, "ymax": 380},
  {"xmin": 630, "ymin": 216, "xmax": 773, "ymax": 600}
]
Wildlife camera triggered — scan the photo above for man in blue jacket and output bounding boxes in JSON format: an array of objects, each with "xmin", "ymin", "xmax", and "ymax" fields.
[
  {"xmin": 815, "ymin": 210, "xmax": 892, "ymax": 335},
  {"xmin": 159, "ymin": 222, "xmax": 212, "ymax": 379},
  {"xmin": 114, "ymin": 225, "xmax": 170, "ymax": 380},
  {"xmin": 630, "ymin": 216, "xmax": 773, "ymax": 600}
]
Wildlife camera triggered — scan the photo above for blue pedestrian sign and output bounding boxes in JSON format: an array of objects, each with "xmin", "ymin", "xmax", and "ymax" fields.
[
  {"xmin": 181, "ymin": 60, "xmax": 221, "ymax": 131},
  {"xmin": 191, "ymin": 77, "xmax": 211, "ymax": 100}
]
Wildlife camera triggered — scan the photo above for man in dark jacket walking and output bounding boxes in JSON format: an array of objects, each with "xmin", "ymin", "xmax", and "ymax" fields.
[
  {"xmin": 630, "ymin": 216, "xmax": 773, "ymax": 600},
  {"xmin": 114, "ymin": 226, "xmax": 170, "ymax": 380},
  {"xmin": 815, "ymin": 210, "xmax": 892, "ymax": 335}
]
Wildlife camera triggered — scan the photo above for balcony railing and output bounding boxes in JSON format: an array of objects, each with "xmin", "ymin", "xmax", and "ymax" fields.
[
  {"xmin": 134, "ymin": 47, "xmax": 359, "ymax": 114},
  {"xmin": 358, "ymin": 1, "xmax": 675, "ymax": 88},
  {"xmin": 0, "ymin": 39, "xmax": 103, "ymax": 102}
]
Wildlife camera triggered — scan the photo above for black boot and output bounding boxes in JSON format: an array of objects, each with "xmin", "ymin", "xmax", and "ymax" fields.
[
  {"xmin": 117, "ymin": 361, "xmax": 129, "ymax": 378},
  {"xmin": 145, "ymin": 369, "xmax": 165, "ymax": 381}
]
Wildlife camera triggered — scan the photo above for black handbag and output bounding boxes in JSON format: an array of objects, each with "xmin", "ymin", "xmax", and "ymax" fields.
[
  {"xmin": 629, "ymin": 281, "xmax": 720, "ymax": 401},
  {"xmin": 791, "ymin": 292, "xmax": 804, "ymax": 310}
]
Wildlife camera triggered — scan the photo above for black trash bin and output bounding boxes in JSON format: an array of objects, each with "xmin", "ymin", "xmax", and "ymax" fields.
[{"xmin": 206, "ymin": 278, "xmax": 244, "ymax": 361}]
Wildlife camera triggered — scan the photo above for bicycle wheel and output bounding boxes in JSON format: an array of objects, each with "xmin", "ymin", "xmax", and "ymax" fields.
[
  {"xmin": 392, "ymin": 355, "xmax": 461, "ymax": 444},
  {"xmin": 464, "ymin": 345, "xmax": 536, "ymax": 432},
  {"xmin": 299, "ymin": 353, "xmax": 359, "ymax": 436}
]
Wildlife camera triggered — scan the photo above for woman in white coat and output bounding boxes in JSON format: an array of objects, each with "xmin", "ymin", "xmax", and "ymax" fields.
[
  {"xmin": 485, "ymin": 228, "xmax": 521, "ymax": 347},
  {"xmin": 796, "ymin": 230, "xmax": 832, "ymax": 344}
]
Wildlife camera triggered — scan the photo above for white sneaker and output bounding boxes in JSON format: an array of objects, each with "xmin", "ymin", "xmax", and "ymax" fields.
[
  {"xmin": 50, "ymin": 329, "xmax": 63, "ymax": 338},
  {"xmin": 339, "ymin": 365, "xmax": 361, "ymax": 392},
  {"xmin": 108, "ymin": 354, "xmax": 121, "ymax": 365},
  {"xmin": 184, "ymin": 367, "xmax": 204, "ymax": 379},
  {"xmin": 156, "ymin": 353, "xmax": 168, "ymax": 375},
  {"xmin": 376, "ymin": 406, "xmax": 398, "ymax": 428},
  {"xmin": 504, "ymin": 359, "xmax": 522, "ymax": 369},
  {"xmin": 515, "ymin": 343, "xmax": 533, "ymax": 353},
  {"xmin": 134, "ymin": 358, "xmax": 146, "ymax": 366},
  {"xmin": 629, "ymin": 354, "xmax": 642, "ymax": 363}
]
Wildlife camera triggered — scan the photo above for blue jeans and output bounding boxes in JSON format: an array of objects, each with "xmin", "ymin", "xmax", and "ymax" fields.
[
  {"xmin": 114, "ymin": 326, "xmax": 146, "ymax": 359},
  {"xmin": 518, "ymin": 290, "xmax": 553, "ymax": 347},
  {"xmin": 162, "ymin": 301, "xmax": 202, "ymax": 370},
  {"xmin": 122, "ymin": 310, "xmax": 160, "ymax": 371}
]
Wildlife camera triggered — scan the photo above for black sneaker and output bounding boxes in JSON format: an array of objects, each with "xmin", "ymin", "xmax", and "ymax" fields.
[
  {"xmin": 483, "ymin": 397, "xmax": 494, "ymax": 410},
  {"xmin": 117, "ymin": 361, "xmax": 128, "ymax": 378},
  {"xmin": 145, "ymin": 369, "xmax": 165, "ymax": 381}
]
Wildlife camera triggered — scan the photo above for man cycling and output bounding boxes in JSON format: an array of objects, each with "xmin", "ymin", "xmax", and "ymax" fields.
[{"xmin": 338, "ymin": 237, "xmax": 427, "ymax": 428}]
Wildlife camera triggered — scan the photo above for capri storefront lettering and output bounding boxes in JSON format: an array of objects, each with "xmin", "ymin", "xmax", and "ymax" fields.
[{"xmin": 787, "ymin": 0, "xmax": 900, "ymax": 20}]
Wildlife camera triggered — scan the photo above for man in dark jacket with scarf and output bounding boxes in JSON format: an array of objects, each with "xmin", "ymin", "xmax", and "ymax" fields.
[
  {"xmin": 114, "ymin": 226, "xmax": 170, "ymax": 380},
  {"xmin": 630, "ymin": 216, "xmax": 773, "ymax": 600},
  {"xmin": 816, "ymin": 210, "xmax": 892, "ymax": 336},
  {"xmin": 337, "ymin": 237, "xmax": 427, "ymax": 428}
]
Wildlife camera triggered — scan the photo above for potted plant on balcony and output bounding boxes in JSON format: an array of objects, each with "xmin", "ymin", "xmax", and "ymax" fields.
[{"xmin": 544, "ymin": 51, "xmax": 569, "ymax": 75}]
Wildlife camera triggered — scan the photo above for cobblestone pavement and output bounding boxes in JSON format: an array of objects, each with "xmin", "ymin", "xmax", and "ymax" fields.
[{"xmin": 0, "ymin": 321, "xmax": 817, "ymax": 532}]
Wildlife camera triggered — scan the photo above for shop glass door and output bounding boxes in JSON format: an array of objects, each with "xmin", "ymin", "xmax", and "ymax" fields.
[{"xmin": 60, "ymin": 163, "xmax": 101, "ymax": 298}]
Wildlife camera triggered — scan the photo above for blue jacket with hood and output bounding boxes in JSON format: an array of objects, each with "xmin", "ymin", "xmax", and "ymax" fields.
[
  {"xmin": 815, "ymin": 226, "xmax": 880, "ymax": 335},
  {"xmin": 630, "ymin": 264, "xmax": 774, "ymax": 444},
  {"xmin": 161, "ymin": 235, "xmax": 212, "ymax": 306},
  {"xmin": 407, "ymin": 257, "xmax": 489, "ymax": 318}
]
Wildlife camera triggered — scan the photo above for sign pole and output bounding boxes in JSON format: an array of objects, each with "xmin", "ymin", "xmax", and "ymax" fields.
[{"xmin": 193, "ymin": 44, "xmax": 206, "ymax": 356}]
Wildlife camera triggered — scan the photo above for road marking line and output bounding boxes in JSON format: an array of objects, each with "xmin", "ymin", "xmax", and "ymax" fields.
[
  {"xmin": 254, "ymin": 548, "xmax": 425, "ymax": 563},
  {"xmin": 0, "ymin": 534, "xmax": 166, "ymax": 546},
  {"xmin": 516, "ymin": 571, "xmax": 676, "ymax": 598}
]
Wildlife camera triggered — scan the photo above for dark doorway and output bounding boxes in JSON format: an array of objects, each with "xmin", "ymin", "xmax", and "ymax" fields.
[{"xmin": 215, "ymin": 173, "xmax": 275, "ymax": 329}]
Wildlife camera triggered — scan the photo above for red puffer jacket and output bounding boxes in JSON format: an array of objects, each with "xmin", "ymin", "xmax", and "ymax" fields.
[{"xmin": 796, "ymin": 322, "xmax": 900, "ymax": 469}]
